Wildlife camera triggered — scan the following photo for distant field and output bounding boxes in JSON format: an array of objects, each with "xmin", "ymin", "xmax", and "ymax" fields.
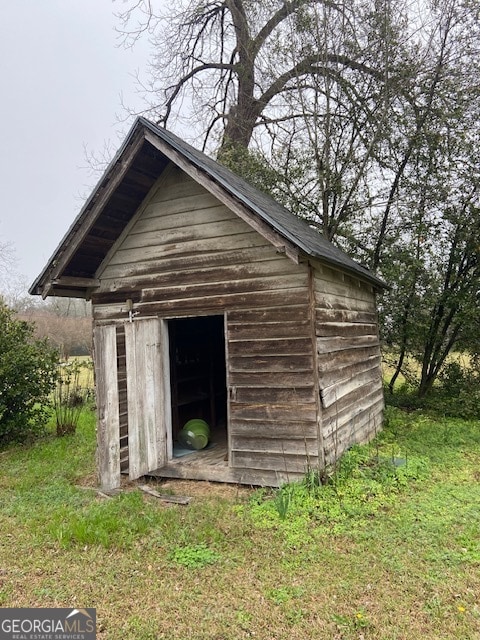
[
  {"xmin": 382, "ymin": 350, "xmax": 473, "ymax": 389},
  {"xmin": 60, "ymin": 355, "xmax": 94, "ymax": 389}
]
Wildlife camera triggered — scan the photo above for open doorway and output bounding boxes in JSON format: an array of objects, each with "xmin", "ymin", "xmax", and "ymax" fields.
[{"xmin": 168, "ymin": 315, "xmax": 227, "ymax": 459}]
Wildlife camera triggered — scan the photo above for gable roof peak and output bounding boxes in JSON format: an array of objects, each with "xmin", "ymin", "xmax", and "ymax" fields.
[{"xmin": 30, "ymin": 117, "xmax": 386, "ymax": 298}]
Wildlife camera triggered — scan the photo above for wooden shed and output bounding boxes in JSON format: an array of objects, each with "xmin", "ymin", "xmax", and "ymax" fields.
[{"xmin": 31, "ymin": 117, "xmax": 386, "ymax": 490}]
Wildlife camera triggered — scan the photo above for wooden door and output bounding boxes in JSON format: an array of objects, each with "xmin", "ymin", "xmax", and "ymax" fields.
[
  {"xmin": 125, "ymin": 318, "xmax": 168, "ymax": 480},
  {"xmin": 94, "ymin": 324, "xmax": 121, "ymax": 491}
]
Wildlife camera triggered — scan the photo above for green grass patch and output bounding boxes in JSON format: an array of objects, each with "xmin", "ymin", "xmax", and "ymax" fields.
[
  {"xmin": 169, "ymin": 543, "xmax": 220, "ymax": 568},
  {"xmin": 0, "ymin": 405, "xmax": 479, "ymax": 638},
  {"xmin": 49, "ymin": 490, "xmax": 170, "ymax": 550}
]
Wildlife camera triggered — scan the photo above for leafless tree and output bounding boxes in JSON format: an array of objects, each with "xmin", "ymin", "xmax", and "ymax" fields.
[
  {"xmin": 115, "ymin": 0, "xmax": 480, "ymax": 394},
  {"xmin": 116, "ymin": 0, "xmax": 387, "ymax": 153},
  {"xmin": 0, "ymin": 239, "xmax": 15, "ymax": 279},
  {"xmin": 0, "ymin": 240, "xmax": 27, "ymax": 305}
]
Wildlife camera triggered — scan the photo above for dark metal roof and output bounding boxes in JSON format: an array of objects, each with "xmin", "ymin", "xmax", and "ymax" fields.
[
  {"xmin": 30, "ymin": 117, "xmax": 386, "ymax": 296},
  {"xmin": 139, "ymin": 118, "xmax": 385, "ymax": 288}
]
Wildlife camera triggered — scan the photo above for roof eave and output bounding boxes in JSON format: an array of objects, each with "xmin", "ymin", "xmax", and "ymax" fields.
[{"xmin": 29, "ymin": 121, "xmax": 147, "ymax": 297}]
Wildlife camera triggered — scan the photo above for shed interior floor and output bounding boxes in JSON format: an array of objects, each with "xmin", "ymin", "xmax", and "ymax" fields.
[
  {"xmin": 148, "ymin": 432, "xmax": 230, "ymax": 483},
  {"xmin": 148, "ymin": 428, "xmax": 299, "ymax": 487},
  {"xmin": 170, "ymin": 435, "xmax": 228, "ymax": 468}
]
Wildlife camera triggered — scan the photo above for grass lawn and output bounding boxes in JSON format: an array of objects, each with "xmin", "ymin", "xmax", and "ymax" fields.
[{"xmin": 0, "ymin": 406, "xmax": 478, "ymax": 639}]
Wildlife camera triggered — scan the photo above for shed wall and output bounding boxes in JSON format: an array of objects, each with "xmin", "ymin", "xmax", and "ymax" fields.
[
  {"xmin": 92, "ymin": 164, "xmax": 319, "ymax": 480},
  {"xmin": 313, "ymin": 263, "xmax": 384, "ymax": 463}
]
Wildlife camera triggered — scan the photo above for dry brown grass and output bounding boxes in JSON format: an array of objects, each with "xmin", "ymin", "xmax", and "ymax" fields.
[
  {"xmin": 2, "ymin": 514, "xmax": 479, "ymax": 640},
  {"xmin": 0, "ymin": 409, "xmax": 479, "ymax": 639}
]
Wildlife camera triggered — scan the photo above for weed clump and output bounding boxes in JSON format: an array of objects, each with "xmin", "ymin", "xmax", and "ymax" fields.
[
  {"xmin": 240, "ymin": 420, "xmax": 429, "ymax": 544},
  {"xmin": 169, "ymin": 543, "xmax": 220, "ymax": 568},
  {"xmin": 53, "ymin": 360, "xmax": 93, "ymax": 436}
]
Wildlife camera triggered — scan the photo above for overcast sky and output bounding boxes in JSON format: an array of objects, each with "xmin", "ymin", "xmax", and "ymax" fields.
[{"xmin": 0, "ymin": 0, "xmax": 152, "ymax": 291}]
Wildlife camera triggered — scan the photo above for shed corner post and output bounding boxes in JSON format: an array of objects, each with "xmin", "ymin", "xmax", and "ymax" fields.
[{"xmin": 308, "ymin": 263, "xmax": 326, "ymax": 473}]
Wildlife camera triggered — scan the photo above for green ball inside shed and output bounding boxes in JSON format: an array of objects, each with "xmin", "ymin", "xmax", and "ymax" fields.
[{"xmin": 178, "ymin": 419, "xmax": 210, "ymax": 450}]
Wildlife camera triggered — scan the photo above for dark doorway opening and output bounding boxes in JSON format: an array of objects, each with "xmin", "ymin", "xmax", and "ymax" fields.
[{"xmin": 168, "ymin": 315, "xmax": 227, "ymax": 450}]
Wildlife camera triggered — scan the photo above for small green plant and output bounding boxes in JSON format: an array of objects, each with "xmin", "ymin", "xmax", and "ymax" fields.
[
  {"xmin": 235, "ymin": 609, "xmax": 253, "ymax": 627},
  {"xmin": 169, "ymin": 543, "xmax": 220, "ymax": 568},
  {"xmin": 53, "ymin": 360, "xmax": 93, "ymax": 436},
  {"xmin": 124, "ymin": 616, "xmax": 159, "ymax": 640},
  {"xmin": 303, "ymin": 465, "xmax": 324, "ymax": 493},
  {"xmin": 266, "ymin": 585, "xmax": 305, "ymax": 605},
  {"xmin": 274, "ymin": 484, "xmax": 294, "ymax": 520},
  {"xmin": 332, "ymin": 609, "xmax": 372, "ymax": 632}
]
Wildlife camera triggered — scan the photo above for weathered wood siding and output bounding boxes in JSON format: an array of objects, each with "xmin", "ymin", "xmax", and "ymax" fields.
[
  {"xmin": 92, "ymin": 163, "xmax": 319, "ymax": 480},
  {"xmin": 313, "ymin": 263, "xmax": 384, "ymax": 464},
  {"xmin": 227, "ymin": 306, "xmax": 319, "ymax": 476},
  {"xmin": 93, "ymin": 324, "xmax": 120, "ymax": 491}
]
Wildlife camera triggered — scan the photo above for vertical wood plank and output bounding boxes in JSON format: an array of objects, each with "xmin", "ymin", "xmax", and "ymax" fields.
[
  {"xmin": 126, "ymin": 318, "xmax": 167, "ymax": 480},
  {"xmin": 126, "ymin": 321, "xmax": 142, "ymax": 480},
  {"xmin": 94, "ymin": 324, "xmax": 121, "ymax": 491},
  {"xmin": 224, "ymin": 311, "xmax": 232, "ymax": 466},
  {"xmin": 159, "ymin": 319, "xmax": 173, "ymax": 461}
]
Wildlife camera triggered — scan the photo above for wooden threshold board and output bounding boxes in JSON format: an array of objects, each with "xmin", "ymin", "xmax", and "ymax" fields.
[{"xmin": 146, "ymin": 438, "xmax": 305, "ymax": 487}]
